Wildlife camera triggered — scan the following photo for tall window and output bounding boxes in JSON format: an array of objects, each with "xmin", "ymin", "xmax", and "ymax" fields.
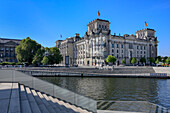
[
  {"xmin": 112, "ymin": 44, "xmax": 114, "ymax": 48},
  {"xmin": 121, "ymin": 44, "xmax": 123, "ymax": 48},
  {"xmin": 117, "ymin": 44, "xmax": 119, "ymax": 48}
]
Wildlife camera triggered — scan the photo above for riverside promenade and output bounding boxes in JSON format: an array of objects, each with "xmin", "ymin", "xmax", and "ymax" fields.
[{"xmin": 12, "ymin": 66, "xmax": 170, "ymax": 78}]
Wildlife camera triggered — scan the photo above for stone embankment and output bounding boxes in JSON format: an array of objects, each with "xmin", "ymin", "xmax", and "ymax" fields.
[{"xmin": 15, "ymin": 66, "xmax": 170, "ymax": 78}]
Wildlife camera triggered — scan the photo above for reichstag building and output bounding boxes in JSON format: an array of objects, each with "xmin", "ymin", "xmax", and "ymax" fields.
[{"xmin": 56, "ymin": 19, "xmax": 158, "ymax": 66}]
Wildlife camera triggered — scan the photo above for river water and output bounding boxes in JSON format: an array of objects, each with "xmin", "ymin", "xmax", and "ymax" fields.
[{"xmin": 38, "ymin": 77, "xmax": 170, "ymax": 109}]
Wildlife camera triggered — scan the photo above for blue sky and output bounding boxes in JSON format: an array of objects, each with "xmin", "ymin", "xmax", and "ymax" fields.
[{"xmin": 0, "ymin": 0, "xmax": 170, "ymax": 56}]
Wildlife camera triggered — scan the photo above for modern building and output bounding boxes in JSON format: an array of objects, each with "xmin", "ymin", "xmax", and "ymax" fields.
[
  {"xmin": 56, "ymin": 19, "xmax": 158, "ymax": 66},
  {"xmin": 0, "ymin": 38, "xmax": 21, "ymax": 62}
]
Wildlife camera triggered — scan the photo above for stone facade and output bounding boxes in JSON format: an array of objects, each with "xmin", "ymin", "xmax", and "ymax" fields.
[
  {"xmin": 0, "ymin": 38, "xmax": 21, "ymax": 62},
  {"xmin": 56, "ymin": 19, "xmax": 158, "ymax": 66}
]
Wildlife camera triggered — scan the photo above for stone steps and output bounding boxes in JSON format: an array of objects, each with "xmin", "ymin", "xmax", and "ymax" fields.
[{"xmin": 2, "ymin": 83, "xmax": 93, "ymax": 113}]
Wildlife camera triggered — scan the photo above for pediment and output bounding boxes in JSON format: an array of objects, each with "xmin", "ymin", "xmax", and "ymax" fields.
[{"xmin": 4, "ymin": 41, "xmax": 18, "ymax": 46}]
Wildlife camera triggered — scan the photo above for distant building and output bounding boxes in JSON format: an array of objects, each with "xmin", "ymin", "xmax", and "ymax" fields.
[
  {"xmin": 56, "ymin": 19, "xmax": 158, "ymax": 66},
  {"xmin": 0, "ymin": 38, "xmax": 21, "ymax": 62}
]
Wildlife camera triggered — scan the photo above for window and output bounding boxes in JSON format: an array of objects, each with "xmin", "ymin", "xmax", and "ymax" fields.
[
  {"xmin": 137, "ymin": 51, "xmax": 139, "ymax": 54},
  {"xmin": 6, "ymin": 48, "xmax": 9, "ymax": 51},
  {"xmin": 6, "ymin": 53, "xmax": 8, "ymax": 57},
  {"xmin": 117, "ymin": 50, "xmax": 119, "ymax": 53},
  {"xmin": 122, "ymin": 50, "xmax": 123, "ymax": 53},
  {"xmin": 1, "ymin": 47, "xmax": 4, "ymax": 51},
  {"xmin": 137, "ymin": 46, "xmax": 139, "ymax": 49},
  {"xmin": 122, "ymin": 54, "xmax": 123, "ymax": 58},
  {"xmin": 112, "ymin": 49, "xmax": 114, "ymax": 52},
  {"xmin": 112, "ymin": 54, "xmax": 114, "ymax": 56},
  {"xmin": 10, "ymin": 48, "xmax": 13, "ymax": 51},
  {"xmin": 117, "ymin": 54, "xmax": 119, "ymax": 58},
  {"xmin": 129, "ymin": 44, "xmax": 133, "ymax": 49},
  {"xmin": 99, "ymin": 25, "xmax": 101, "ymax": 28},
  {"xmin": 117, "ymin": 44, "xmax": 119, "ymax": 48},
  {"xmin": 141, "ymin": 51, "xmax": 142, "ymax": 54},
  {"xmin": 112, "ymin": 44, "xmax": 114, "ymax": 48},
  {"xmin": 144, "ymin": 46, "xmax": 146, "ymax": 50},
  {"xmin": 102, "ymin": 25, "xmax": 104, "ymax": 28},
  {"xmin": 141, "ymin": 46, "xmax": 142, "ymax": 50},
  {"xmin": 121, "ymin": 44, "xmax": 123, "ymax": 48},
  {"xmin": 144, "ymin": 51, "xmax": 145, "ymax": 54}
]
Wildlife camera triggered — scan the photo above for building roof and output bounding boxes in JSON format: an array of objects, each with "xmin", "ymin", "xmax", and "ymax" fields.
[
  {"xmin": 136, "ymin": 28, "xmax": 155, "ymax": 33},
  {"xmin": 87, "ymin": 18, "xmax": 110, "ymax": 26},
  {"xmin": 0, "ymin": 37, "xmax": 22, "ymax": 41}
]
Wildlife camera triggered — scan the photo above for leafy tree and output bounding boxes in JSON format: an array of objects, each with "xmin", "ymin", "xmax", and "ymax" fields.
[
  {"xmin": 155, "ymin": 58, "xmax": 160, "ymax": 64},
  {"xmin": 131, "ymin": 57, "xmax": 137, "ymax": 65},
  {"xmin": 32, "ymin": 48, "xmax": 45, "ymax": 65},
  {"xmin": 15, "ymin": 37, "xmax": 41, "ymax": 64},
  {"xmin": 148, "ymin": 57, "xmax": 155, "ymax": 65},
  {"xmin": 44, "ymin": 47, "xmax": 63, "ymax": 65},
  {"xmin": 121, "ymin": 59, "xmax": 125, "ymax": 65},
  {"xmin": 157, "ymin": 56, "xmax": 162, "ymax": 62},
  {"xmin": 166, "ymin": 57, "xmax": 170, "ymax": 64},
  {"xmin": 162, "ymin": 56, "xmax": 168, "ymax": 63},
  {"xmin": 106, "ymin": 55, "xmax": 117, "ymax": 64},
  {"xmin": 140, "ymin": 57, "xmax": 146, "ymax": 64},
  {"xmin": 41, "ymin": 56, "xmax": 49, "ymax": 65}
]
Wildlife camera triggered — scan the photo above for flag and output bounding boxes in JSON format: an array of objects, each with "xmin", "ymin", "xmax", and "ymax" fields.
[
  {"xmin": 145, "ymin": 21, "xmax": 148, "ymax": 27},
  {"xmin": 60, "ymin": 35, "xmax": 62, "ymax": 38},
  {"xmin": 98, "ymin": 11, "xmax": 100, "ymax": 17}
]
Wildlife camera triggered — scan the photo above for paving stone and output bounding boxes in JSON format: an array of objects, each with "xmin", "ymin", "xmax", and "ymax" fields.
[
  {"xmin": 8, "ymin": 97, "xmax": 20, "ymax": 113},
  {"xmin": 0, "ymin": 90, "xmax": 11, "ymax": 100},
  {"xmin": 0, "ymin": 99, "xmax": 10, "ymax": 113}
]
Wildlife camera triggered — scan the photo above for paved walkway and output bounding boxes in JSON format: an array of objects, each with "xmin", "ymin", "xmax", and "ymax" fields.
[{"xmin": 0, "ymin": 83, "xmax": 92, "ymax": 113}]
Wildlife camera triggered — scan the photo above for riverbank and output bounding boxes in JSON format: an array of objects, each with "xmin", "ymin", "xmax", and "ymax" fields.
[{"xmin": 12, "ymin": 66, "xmax": 170, "ymax": 78}]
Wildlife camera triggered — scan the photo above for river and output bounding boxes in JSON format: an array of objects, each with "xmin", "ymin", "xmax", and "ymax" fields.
[{"xmin": 38, "ymin": 77, "xmax": 170, "ymax": 109}]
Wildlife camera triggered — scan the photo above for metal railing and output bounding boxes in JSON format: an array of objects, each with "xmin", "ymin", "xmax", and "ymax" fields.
[{"xmin": 0, "ymin": 69, "xmax": 97, "ymax": 112}]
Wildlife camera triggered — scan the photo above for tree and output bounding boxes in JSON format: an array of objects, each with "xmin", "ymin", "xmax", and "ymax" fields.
[
  {"xmin": 166, "ymin": 57, "xmax": 170, "ymax": 64},
  {"xmin": 157, "ymin": 56, "xmax": 162, "ymax": 62},
  {"xmin": 41, "ymin": 56, "xmax": 49, "ymax": 65},
  {"xmin": 121, "ymin": 59, "xmax": 125, "ymax": 65},
  {"xmin": 148, "ymin": 57, "xmax": 155, "ymax": 65},
  {"xmin": 131, "ymin": 57, "xmax": 137, "ymax": 66},
  {"xmin": 162, "ymin": 56, "xmax": 168, "ymax": 63},
  {"xmin": 140, "ymin": 57, "xmax": 146, "ymax": 65},
  {"xmin": 106, "ymin": 55, "xmax": 117, "ymax": 64},
  {"xmin": 155, "ymin": 58, "xmax": 160, "ymax": 65},
  {"xmin": 32, "ymin": 48, "xmax": 45, "ymax": 65},
  {"xmin": 44, "ymin": 47, "xmax": 63, "ymax": 65},
  {"xmin": 15, "ymin": 37, "xmax": 41, "ymax": 64}
]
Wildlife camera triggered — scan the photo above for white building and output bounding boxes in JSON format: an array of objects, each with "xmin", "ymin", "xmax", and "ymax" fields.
[{"xmin": 56, "ymin": 19, "xmax": 158, "ymax": 66}]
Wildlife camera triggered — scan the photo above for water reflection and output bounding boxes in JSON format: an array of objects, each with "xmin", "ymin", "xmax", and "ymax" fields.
[{"xmin": 38, "ymin": 77, "xmax": 170, "ymax": 109}]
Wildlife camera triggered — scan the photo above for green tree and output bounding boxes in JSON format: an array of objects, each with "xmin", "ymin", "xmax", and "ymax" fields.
[
  {"xmin": 166, "ymin": 57, "xmax": 170, "ymax": 64},
  {"xmin": 131, "ymin": 57, "xmax": 137, "ymax": 65},
  {"xmin": 32, "ymin": 48, "xmax": 45, "ymax": 65},
  {"xmin": 41, "ymin": 56, "xmax": 49, "ymax": 65},
  {"xmin": 45, "ymin": 47, "xmax": 63, "ymax": 65},
  {"xmin": 148, "ymin": 57, "xmax": 155, "ymax": 65},
  {"xmin": 140, "ymin": 57, "xmax": 146, "ymax": 65},
  {"xmin": 121, "ymin": 59, "xmax": 125, "ymax": 65},
  {"xmin": 155, "ymin": 58, "xmax": 160, "ymax": 65},
  {"xmin": 162, "ymin": 56, "xmax": 168, "ymax": 63},
  {"xmin": 15, "ymin": 37, "xmax": 41, "ymax": 64},
  {"xmin": 106, "ymin": 55, "xmax": 117, "ymax": 64},
  {"xmin": 157, "ymin": 56, "xmax": 162, "ymax": 62}
]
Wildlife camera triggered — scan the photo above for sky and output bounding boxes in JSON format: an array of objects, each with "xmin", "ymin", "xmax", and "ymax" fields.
[{"xmin": 0, "ymin": 0, "xmax": 170, "ymax": 56}]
